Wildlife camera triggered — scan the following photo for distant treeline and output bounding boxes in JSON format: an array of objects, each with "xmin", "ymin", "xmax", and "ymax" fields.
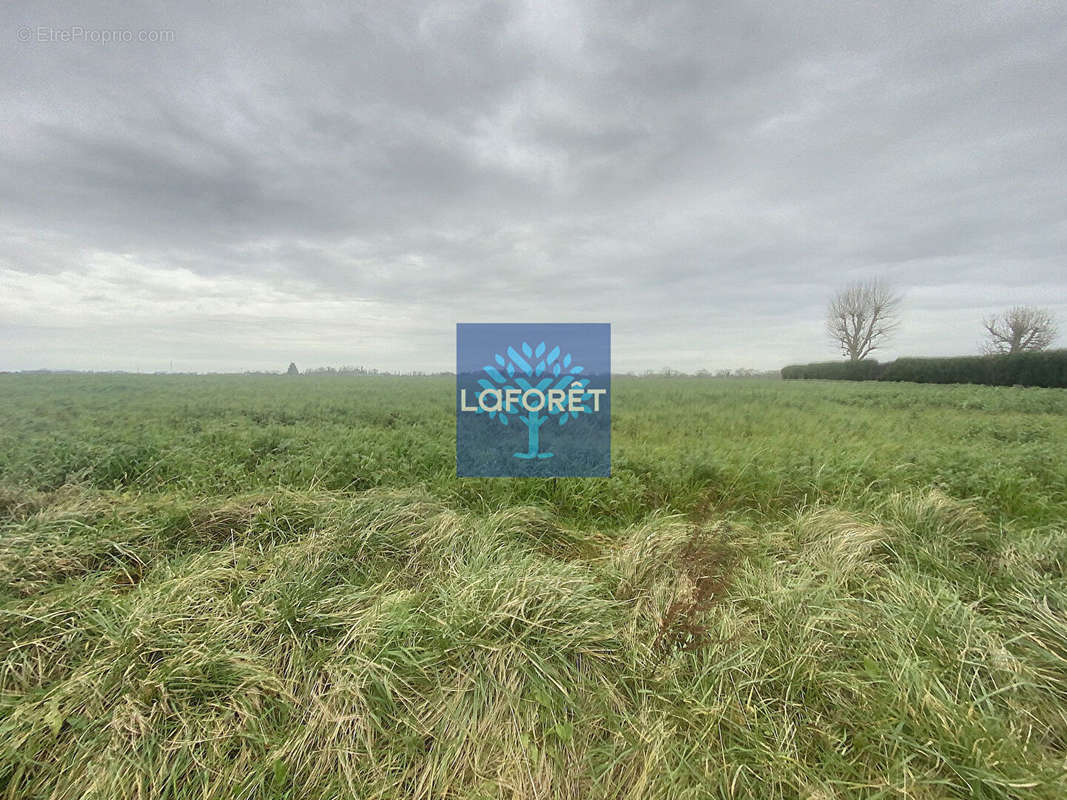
[
  {"xmin": 300, "ymin": 367, "xmax": 781, "ymax": 379},
  {"xmin": 300, "ymin": 366, "xmax": 450, "ymax": 377},
  {"xmin": 782, "ymin": 350, "xmax": 1067, "ymax": 388},
  {"xmin": 1, "ymin": 369, "xmax": 450, "ymax": 377},
  {"xmin": 3, "ymin": 367, "xmax": 781, "ymax": 379},
  {"xmin": 620, "ymin": 368, "xmax": 781, "ymax": 378}
]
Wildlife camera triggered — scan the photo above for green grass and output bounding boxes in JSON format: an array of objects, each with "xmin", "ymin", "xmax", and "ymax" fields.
[{"xmin": 1, "ymin": 374, "xmax": 1065, "ymax": 798}]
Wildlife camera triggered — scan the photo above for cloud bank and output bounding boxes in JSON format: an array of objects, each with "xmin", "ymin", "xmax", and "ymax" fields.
[{"xmin": 2, "ymin": 1, "xmax": 1065, "ymax": 371}]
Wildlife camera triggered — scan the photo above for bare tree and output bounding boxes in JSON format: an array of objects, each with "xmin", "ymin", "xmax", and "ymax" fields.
[
  {"xmin": 825, "ymin": 279, "xmax": 902, "ymax": 361},
  {"xmin": 982, "ymin": 306, "xmax": 1058, "ymax": 354}
]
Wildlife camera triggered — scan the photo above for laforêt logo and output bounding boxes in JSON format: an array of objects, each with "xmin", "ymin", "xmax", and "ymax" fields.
[{"xmin": 456, "ymin": 323, "xmax": 610, "ymax": 477}]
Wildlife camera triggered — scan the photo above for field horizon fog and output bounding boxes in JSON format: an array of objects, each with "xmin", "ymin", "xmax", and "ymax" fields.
[{"xmin": 1, "ymin": 374, "xmax": 1065, "ymax": 798}]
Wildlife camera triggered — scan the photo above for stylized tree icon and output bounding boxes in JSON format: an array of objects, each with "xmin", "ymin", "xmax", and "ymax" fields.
[{"xmin": 477, "ymin": 340, "xmax": 591, "ymax": 459}]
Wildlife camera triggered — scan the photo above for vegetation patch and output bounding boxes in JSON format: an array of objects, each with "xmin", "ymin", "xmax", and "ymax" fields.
[
  {"xmin": 1, "ymin": 375, "xmax": 1065, "ymax": 798},
  {"xmin": 783, "ymin": 349, "xmax": 1067, "ymax": 387}
]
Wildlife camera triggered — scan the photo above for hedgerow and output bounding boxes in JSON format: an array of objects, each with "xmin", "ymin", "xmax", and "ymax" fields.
[{"xmin": 783, "ymin": 349, "xmax": 1067, "ymax": 387}]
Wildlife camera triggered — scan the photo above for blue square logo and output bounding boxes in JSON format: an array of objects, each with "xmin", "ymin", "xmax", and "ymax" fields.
[{"xmin": 457, "ymin": 323, "xmax": 611, "ymax": 477}]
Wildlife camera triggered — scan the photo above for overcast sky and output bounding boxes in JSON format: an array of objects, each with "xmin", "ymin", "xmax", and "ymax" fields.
[{"xmin": 2, "ymin": 1, "xmax": 1065, "ymax": 373}]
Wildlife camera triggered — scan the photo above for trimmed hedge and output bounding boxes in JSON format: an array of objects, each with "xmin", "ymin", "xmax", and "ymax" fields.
[
  {"xmin": 783, "ymin": 350, "xmax": 1067, "ymax": 388},
  {"xmin": 881, "ymin": 350, "xmax": 1067, "ymax": 388},
  {"xmin": 780, "ymin": 360, "xmax": 883, "ymax": 381}
]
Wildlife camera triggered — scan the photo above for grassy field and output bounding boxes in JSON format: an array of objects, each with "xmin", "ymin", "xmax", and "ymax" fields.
[{"xmin": 1, "ymin": 374, "xmax": 1065, "ymax": 799}]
